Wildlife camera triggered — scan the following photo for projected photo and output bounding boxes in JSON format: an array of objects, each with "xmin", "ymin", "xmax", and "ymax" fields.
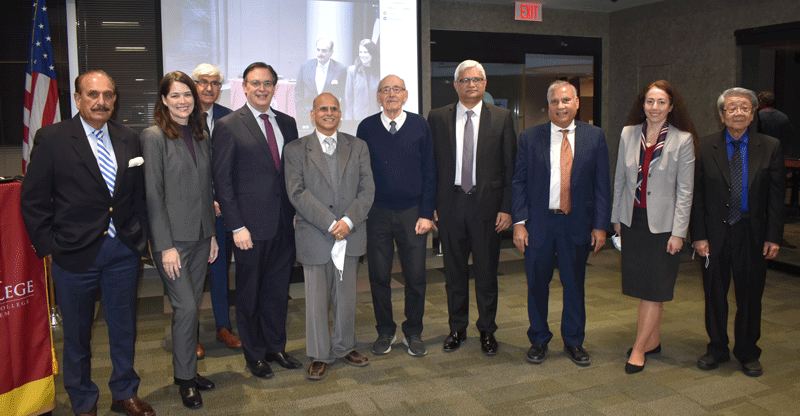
[{"xmin": 161, "ymin": 0, "xmax": 418, "ymax": 134}]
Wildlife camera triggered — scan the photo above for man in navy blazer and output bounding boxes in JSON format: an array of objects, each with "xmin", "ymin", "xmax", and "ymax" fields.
[
  {"xmin": 191, "ymin": 63, "xmax": 241, "ymax": 355},
  {"xmin": 21, "ymin": 70, "xmax": 154, "ymax": 416},
  {"xmin": 511, "ymin": 80, "xmax": 610, "ymax": 367},
  {"xmin": 294, "ymin": 38, "xmax": 347, "ymax": 128},
  {"xmin": 212, "ymin": 62, "xmax": 302, "ymax": 379}
]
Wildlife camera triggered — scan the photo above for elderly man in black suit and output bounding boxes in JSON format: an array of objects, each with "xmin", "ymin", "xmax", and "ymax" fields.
[
  {"xmin": 427, "ymin": 59, "xmax": 516, "ymax": 356},
  {"xmin": 691, "ymin": 87, "xmax": 784, "ymax": 377},
  {"xmin": 22, "ymin": 70, "xmax": 154, "ymax": 416},
  {"xmin": 212, "ymin": 62, "xmax": 302, "ymax": 379}
]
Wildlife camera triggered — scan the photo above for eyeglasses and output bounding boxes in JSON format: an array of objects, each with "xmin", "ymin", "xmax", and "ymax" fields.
[
  {"xmin": 379, "ymin": 86, "xmax": 405, "ymax": 94},
  {"xmin": 194, "ymin": 79, "xmax": 221, "ymax": 87},
  {"xmin": 457, "ymin": 77, "xmax": 485, "ymax": 85},
  {"xmin": 723, "ymin": 106, "xmax": 753, "ymax": 114},
  {"xmin": 247, "ymin": 80, "xmax": 274, "ymax": 88}
]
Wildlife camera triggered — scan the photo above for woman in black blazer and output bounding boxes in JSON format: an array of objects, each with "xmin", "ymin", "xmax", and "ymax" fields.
[{"xmin": 141, "ymin": 71, "xmax": 218, "ymax": 408}]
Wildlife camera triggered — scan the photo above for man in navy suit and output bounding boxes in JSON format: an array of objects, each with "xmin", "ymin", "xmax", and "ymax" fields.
[
  {"xmin": 22, "ymin": 70, "xmax": 154, "ymax": 416},
  {"xmin": 212, "ymin": 62, "xmax": 302, "ymax": 379},
  {"xmin": 191, "ymin": 63, "xmax": 241, "ymax": 355},
  {"xmin": 511, "ymin": 80, "xmax": 610, "ymax": 367},
  {"xmin": 294, "ymin": 38, "xmax": 347, "ymax": 128}
]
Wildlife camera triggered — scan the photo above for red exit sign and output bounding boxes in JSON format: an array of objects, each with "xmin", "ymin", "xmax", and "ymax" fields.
[{"xmin": 515, "ymin": 2, "xmax": 542, "ymax": 21}]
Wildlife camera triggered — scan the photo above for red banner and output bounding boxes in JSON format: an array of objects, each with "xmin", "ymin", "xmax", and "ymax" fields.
[{"xmin": 0, "ymin": 181, "xmax": 55, "ymax": 416}]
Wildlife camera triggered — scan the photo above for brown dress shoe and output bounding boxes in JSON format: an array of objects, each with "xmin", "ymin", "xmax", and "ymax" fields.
[
  {"xmin": 196, "ymin": 342, "xmax": 204, "ymax": 360},
  {"xmin": 76, "ymin": 403, "xmax": 97, "ymax": 416},
  {"xmin": 216, "ymin": 328, "xmax": 242, "ymax": 348},
  {"xmin": 110, "ymin": 396, "xmax": 155, "ymax": 416},
  {"xmin": 307, "ymin": 361, "xmax": 328, "ymax": 380},
  {"xmin": 343, "ymin": 350, "xmax": 369, "ymax": 367}
]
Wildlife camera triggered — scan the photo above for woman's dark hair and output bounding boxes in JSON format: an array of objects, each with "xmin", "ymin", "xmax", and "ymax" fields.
[
  {"xmin": 355, "ymin": 39, "xmax": 379, "ymax": 75},
  {"xmin": 154, "ymin": 71, "xmax": 204, "ymax": 140},
  {"xmin": 626, "ymin": 80, "xmax": 698, "ymax": 152}
]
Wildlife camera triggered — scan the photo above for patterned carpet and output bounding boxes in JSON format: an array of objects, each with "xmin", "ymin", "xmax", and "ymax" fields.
[{"xmin": 48, "ymin": 241, "xmax": 800, "ymax": 415}]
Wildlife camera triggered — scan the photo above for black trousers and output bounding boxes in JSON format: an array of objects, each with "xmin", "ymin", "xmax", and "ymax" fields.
[
  {"xmin": 438, "ymin": 190, "xmax": 500, "ymax": 334},
  {"xmin": 366, "ymin": 204, "xmax": 428, "ymax": 337},
  {"xmin": 702, "ymin": 219, "xmax": 766, "ymax": 362}
]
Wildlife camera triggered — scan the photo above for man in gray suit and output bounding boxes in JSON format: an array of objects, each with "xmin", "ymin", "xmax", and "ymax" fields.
[{"xmin": 284, "ymin": 93, "xmax": 375, "ymax": 380}]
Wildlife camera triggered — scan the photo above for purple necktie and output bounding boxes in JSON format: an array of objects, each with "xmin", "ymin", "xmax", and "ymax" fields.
[{"xmin": 259, "ymin": 114, "xmax": 281, "ymax": 170}]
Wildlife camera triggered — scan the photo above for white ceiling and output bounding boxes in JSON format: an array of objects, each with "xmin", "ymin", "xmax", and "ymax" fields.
[{"xmin": 450, "ymin": 0, "xmax": 665, "ymax": 13}]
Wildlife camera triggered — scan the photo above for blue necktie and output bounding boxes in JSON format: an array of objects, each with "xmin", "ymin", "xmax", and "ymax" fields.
[
  {"xmin": 94, "ymin": 129, "xmax": 117, "ymax": 237},
  {"xmin": 389, "ymin": 120, "xmax": 397, "ymax": 134}
]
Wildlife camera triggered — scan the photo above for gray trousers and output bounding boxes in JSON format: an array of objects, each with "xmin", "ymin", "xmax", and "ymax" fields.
[
  {"xmin": 303, "ymin": 256, "xmax": 358, "ymax": 363},
  {"xmin": 154, "ymin": 238, "xmax": 211, "ymax": 379}
]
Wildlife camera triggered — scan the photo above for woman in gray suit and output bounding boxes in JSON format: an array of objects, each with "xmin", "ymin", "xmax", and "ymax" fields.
[
  {"xmin": 611, "ymin": 80, "xmax": 697, "ymax": 374},
  {"xmin": 141, "ymin": 71, "xmax": 218, "ymax": 408}
]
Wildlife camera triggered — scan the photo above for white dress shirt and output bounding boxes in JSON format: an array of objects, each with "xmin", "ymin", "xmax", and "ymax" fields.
[
  {"xmin": 380, "ymin": 111, "xmax": 407, "ymax": 132},
  {"xmin": 204, "ymin": 106, "xmax": 215, "ymax": 134},
  {"xmin": 246, "ymin": 102, "xmax": 285, "ymax": 158},
  {"xmin": 549, "ymin": 120, "xmax": 576, "ymax": 210},
  {"xmin": 315, "ymin": 61, "xmax": 329, "ymax": 95},
  {"xmin": 79, "ymin": 117, "xmax": 117, "ymax": 172},
  {"xmin": 454, "ymin": 101, "xmax": 482, "ymax": 186}
]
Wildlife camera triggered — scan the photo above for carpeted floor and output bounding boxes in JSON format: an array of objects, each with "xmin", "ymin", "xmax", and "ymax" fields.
[{"xmin": 48, "ymin": 240, "xmax": 800, "ymax": 415}]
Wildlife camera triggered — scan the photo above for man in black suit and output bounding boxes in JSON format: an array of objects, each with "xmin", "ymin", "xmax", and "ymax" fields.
[
  {"xmin": 691, "ymin": 87, "xmax": 784, "ymax": 378},
  {"xmin": 294, "ymin": 38, "xmax": 347, "ymax": 128},
  {"xmin": 21, "ymin": 70, "xmax": 154, "ymax": 416},
  {"xmin": 191, "ymin": 63, "xmax": 241, "ymax": 355},
  {"xmin": 427, "ymin": 60, "xmax": 516, "ymax": 355},
  {"xmin": 212, "ymin": 62, "xmax": 302, "ymax": 379}
]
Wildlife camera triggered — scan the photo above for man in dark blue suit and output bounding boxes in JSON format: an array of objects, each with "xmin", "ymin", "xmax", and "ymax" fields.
[
  {"xmin": 212, "ymin": 62, "xmax": 302, "ymax": 379},
  {"xmin": 191, "ymin": 63, "xmax": 241, "ymax": 355},
  {"xmin": 22, "ymin": 70, "xmax": 154, "ymax": 416},
  {"xmin": 294, "ymin": 38, "xmax": 347, "ymax": 128},
  {"xmin": 511, "ymin": 80, "xmax": 610, "ymax": 367}
]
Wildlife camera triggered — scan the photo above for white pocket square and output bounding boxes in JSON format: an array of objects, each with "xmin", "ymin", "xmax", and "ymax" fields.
[
  {"xmin": 331, "ymin": 80, "xmax": 339, "ymax": 85},
  {"xmin": 128, "ymin": 157, "xmax": 144, "ymax": 167}
]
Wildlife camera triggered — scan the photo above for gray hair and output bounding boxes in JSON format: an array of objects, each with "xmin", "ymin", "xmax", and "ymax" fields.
[
  {"xmin": 547, "ymin": 80, "xmax": 578, "ymax": 102},
  {"xmin": 191, "ymin": 63, "xmax": 224, "ymax": 84},
  {"xmin": 453, "ymin": 60, "xmax": 486, "ymax": 82},
  {"xmin": 716, "ymin": 87, "xmax": 757, "ymax": 112}
]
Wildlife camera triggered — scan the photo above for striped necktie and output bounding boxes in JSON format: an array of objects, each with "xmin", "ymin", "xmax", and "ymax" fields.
[{"xmin": 94, "ymin": 129, "xmax": 116, "ymax": 237}]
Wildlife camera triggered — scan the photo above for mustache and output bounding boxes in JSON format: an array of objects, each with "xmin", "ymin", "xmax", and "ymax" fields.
[{"xmin": 91, "ymin": 105, "xmax": 111, "ymax": 111}]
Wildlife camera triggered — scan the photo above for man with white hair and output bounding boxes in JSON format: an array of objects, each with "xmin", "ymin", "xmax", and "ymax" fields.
[
  {"xmin": 190, "ymin": 63, "xmax": 241, "ymax": 355},
  {"xmin": 428, "ymin": 60, "xmax": 516, "ymax": 356}
]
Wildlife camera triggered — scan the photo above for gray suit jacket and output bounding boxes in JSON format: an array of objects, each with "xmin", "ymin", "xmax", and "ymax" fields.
[
  {"xmin": 284, "ymin": 131, "xmax": 374, "ymax": 265},
  {"xmin": 141, "ymin": 125, "xmax": 215, "ymax": 252},
  {"xmin": 611, "ymin": 124, "xmax": 694, "ymax": 237}
]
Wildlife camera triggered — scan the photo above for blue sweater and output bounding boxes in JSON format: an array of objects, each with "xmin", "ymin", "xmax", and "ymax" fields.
[{"xmin": 356, "ymin": 112, "xmax": 436, "ymax": 218}]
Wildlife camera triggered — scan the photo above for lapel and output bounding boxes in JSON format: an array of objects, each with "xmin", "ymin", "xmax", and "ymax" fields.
[
  {"xmin": 239, "ymin": 106, "xmax": 276, "ymax": 172},
  {"xmin": 540, "ymin": 123, "xmax": 552, "ymax": 173},
  {"xmin": 307, "ymin": 133, "xmax": 333, "ymax": 187},
  {"xmin": 475, "ymin": 103, "xmax": 492, "ymax": 173},
  {"xmin": 324, "ymin": 61, "xmax": 336, "ymax": 90},
  {"xmin": 447, "ymin": 103, "xmax": 458, "ymax": 166},
  {"xmin": 69, "ymin": 115, "xmax": 110, "ymax": 194},
  {"xmin": 335, "ymin": 132, "xmax": 352, "ymax": 185},
  {"xmin": 630, "ymin": 124, "xmax": 644, "ymax": 168},
  {"xmin": 710, "ymin": 130, "xmax": 731, "ymax": 187},
  {"xmin": 108, "ymin": 121, "xmax": 130, "ymax": 198}
]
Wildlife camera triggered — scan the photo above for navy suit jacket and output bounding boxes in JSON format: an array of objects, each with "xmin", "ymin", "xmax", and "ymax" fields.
[
  {"xmin": 212, "ymin": 105, "xmax": 298, "ymax": 240},
  {"xmin": 211, "ymin": 102, "xmax": 232, "ymax": 123},
  {"xmin": 511, "ymin": 121, "xmax": 611, "ymax": 248}
]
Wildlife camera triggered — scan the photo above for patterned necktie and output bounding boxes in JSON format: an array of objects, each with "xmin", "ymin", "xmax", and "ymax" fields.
[
  {"xmin": 94, "ymin": 129, "xmax": 116, "ymax": 237},
  {"xmin": 324, "ymin": 136, "xmax": 336, "ymax": 155},
  {"xmin": 389, "ymin": 120, "xmax": 397, "ymax": 134},
  {"xmin": 461, "ymin": 110, "xmax": 474, "ymax": 193},
  {"xmin": 729, "ymin": 140, "xmax": 743, "ymax": 225},
  {"xmin": 259, "ymin": 114, "xmax": 281, "ymax": 170},
  {"xmin": 559, "ymin": 129, "xmax": 572, "ymax": 214},
  {"xmin": 202, "ymin": 111, "xmax": 210, "ymax": 135}
]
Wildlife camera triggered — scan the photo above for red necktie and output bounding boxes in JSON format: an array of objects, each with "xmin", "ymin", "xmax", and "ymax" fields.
[
  {"xmin": 559, "ymin": 129, "xmax": 572, "ymax": 214},
  {"xmin": 259, "ymin": 114, "xmax": 281, "ymax": 170}
]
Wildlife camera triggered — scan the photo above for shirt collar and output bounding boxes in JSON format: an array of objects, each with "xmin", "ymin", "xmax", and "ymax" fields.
[
  {"xmin": 550, "ymin": 120, "xmax": 576, "ymax": 134},
  {"xmin": 315, "ymin": 129, "xmax": 338, "ymax": 146},
  {"xmin": 381, "ymin": 110, "xmax": 407, "ymax": 126},
  {"xmin": 457, "ymin": 101, "xmax": 482, "ymax": 119},
  {"xmin": 725, "ymin": 128, "xmax": 749, "ymax": 145},
  {"xmin": 246, "ymin": 102, "xmax": 275, "ymax": 119},
  {"xmin": 79, "ymin": 116, "xmax": 108, "ymax": 140}
]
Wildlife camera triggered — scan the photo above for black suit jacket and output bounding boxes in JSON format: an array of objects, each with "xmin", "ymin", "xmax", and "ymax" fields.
[
  {"xmin": 212, "ymin": 105, "xmax": 298, "ymax": 240},
  {"xmin": 690, "ymin": 130, "xmax": 784, "ymax": 248},
  {"xmin": 21, "ymin": 115, "xmax": 149, "ymax": 273},
  {"xmin": 427, "ymin": 102, "xmax": 516, "ymax": 221},
  {"xmin": 294, "ymin": 59, "xmax": 347, "ymax": 119}
]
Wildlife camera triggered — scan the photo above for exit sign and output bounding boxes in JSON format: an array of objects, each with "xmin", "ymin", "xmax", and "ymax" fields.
[{"xmin": 515, "ymin": 2, "xmax": 542, "ymax": 21}]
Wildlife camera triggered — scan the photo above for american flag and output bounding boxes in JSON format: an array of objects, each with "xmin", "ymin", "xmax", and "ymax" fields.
[{"xmin": 23, "ymin": 0, "xmax": 60, "ymax": 174}]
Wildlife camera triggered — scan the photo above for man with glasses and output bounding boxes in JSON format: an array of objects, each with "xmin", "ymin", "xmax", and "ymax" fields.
[
  {"xmin": 691, "ymin": 87, "xmax": 784, "ymax": 377},
  {"xmin": 190, "ymin": 63, "xmax": 241, "ymax": 357},
  {"xmin": 356, "ymin": 75, "xmax": 436, "ymax": 357},
  {"xmin": 212, "ymin": 62, "xmax": 302, "ymax": 379},
  {"xmin": 428, "ymin": 60, "xmax": 516, "ymax": 355}
]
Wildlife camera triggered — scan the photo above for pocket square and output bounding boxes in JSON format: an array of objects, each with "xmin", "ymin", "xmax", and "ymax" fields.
[
  {"xmin": 331, "ymin": 80, "xmax": 339, "ymax": 85},
  {"xmin": 128, "ymin": 157, "xmax": 144, "ymax": 167}
]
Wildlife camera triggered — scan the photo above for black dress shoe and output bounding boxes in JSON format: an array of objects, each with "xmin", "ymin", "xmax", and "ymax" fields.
[
  {"xmin": 174, "ymin": 374, "xmax": 215, "ymax": 391},
  {"xmin": 265, "ymin": 351, "xmax": 303, "ymax": 369},
  {"xmin": 697, "ymin": 353, "xmax": 730, "ymax": 371},
  {"xmin": 479, "ymin": 332, "xmax": 498, "ymax": 355},
  {"xmin": 443, "ymin": 331, "xmax": 466, "ymax": 352},
  {"xmin": 741, "ymin": 359, "xmax": 763, "ymax": 377},
  {"xmin": 526, "ymin": 344, "xmax": 547, "ymax": 364},
  {"xmin": 245, "ymin": 359, "xmax": 274, "ymax": 379},
  {"xmin": 626, "ymin": 344, "xmax": 661, "ymax": 357},
  {"xmin": 625, "ymin": 358, "xmax": 645, "ymax": 374},
  {"xmin": 564, "ymin": 345, "xmax": 591, "ymax": 366},
  {"xmin": 178, "ymin": 383, "xmax": 203, "ymax": 409}
]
